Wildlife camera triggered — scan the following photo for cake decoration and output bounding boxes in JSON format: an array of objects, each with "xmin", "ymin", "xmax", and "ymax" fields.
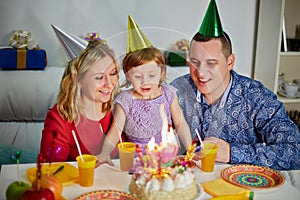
[{"xmin": 129, "ymin": 106, "xmax": 201, "ymax": 200}]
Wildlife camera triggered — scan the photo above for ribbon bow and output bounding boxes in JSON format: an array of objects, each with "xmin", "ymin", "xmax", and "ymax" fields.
[
  {"xmin": 9, "ymin": 30, "xmax": 39, "ymax": 50},
  {"xmin": 84, "ymin": 32, "xmax": 106, "ymax": 43}
]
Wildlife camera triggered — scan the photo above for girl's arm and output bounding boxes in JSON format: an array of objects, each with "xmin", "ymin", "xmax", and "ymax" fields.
[
  {"xmin": 170, "ymin": 95, "xmax": 192, "ymax": 150},
  {"xmin": 96, "ymin": 104, "xmax": 127, "ymax": 166}
]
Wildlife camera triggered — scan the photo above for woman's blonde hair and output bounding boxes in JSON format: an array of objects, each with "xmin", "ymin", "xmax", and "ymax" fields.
[
  {"xmin": 121, "ymin": 47, "xmax": 166, "ymax": 88},
  {"xmin": 57, "ymin": 40, "xmax": 120, "ymax": 124}
]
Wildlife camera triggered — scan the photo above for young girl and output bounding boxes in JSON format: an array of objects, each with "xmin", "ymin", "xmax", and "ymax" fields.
[{"xmin": 97, "ymin": 46, "xmax": 192, "ymax": 165}]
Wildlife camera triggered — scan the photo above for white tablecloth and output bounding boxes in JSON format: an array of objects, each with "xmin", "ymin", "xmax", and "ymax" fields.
[{"xmin": 1, "ymin": 160, "xmax": 300, "ymax": 200}]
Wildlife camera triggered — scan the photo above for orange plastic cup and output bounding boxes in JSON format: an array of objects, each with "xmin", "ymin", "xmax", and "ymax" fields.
[
  {"xmin": 118, "ymin": 142, "xmax": 136, "ymax": 171},
  {"xmin": 200, "ymin": 143, "xmax": 218, "ymax": 172},
  {"xmin": 76, "ymin": 154, "xmax": 97, "ymax": 187}
]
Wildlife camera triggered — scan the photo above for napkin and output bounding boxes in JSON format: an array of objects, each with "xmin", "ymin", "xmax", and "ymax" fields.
[{"xmin": 202, "ymin": 179, "xmax": 251, "ymax": 197}]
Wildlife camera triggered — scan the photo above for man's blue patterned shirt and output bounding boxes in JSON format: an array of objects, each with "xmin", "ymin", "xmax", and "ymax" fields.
[{"xmin": 171, "ymin": 70, "xmax": 300, "ymax": 170}]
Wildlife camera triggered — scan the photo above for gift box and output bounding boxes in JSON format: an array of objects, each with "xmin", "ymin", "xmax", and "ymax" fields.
[
  {"xmin": 0, "ymin": 48, "xmax": 47, "ymax": 70},
  {"xmin": 164, "ymin": 50, "xmax": 189, "ymax": 66}
]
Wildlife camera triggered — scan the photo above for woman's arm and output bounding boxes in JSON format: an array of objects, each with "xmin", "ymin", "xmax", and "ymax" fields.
[
  {"xmin": 97, "ymin": 103, "xmax": 127, "ymax": 165},
  {"xmin": 40, "ymin": 106, "xmax": 72, "ymax": 162}
]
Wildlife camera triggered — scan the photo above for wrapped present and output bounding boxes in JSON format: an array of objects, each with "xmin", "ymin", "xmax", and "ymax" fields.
[
  {"xmin": 0, "ymin": 30, "xmax": 47, "ymax": 70},
  {"xmin": 0, "ymin": 48, "xmax": 47, "ymax": 70},
  {"xmin": 164, "ymin": 50, "xmax": 189, "ymax": 66},
  {"xmin": 165, "ymin": 39, "xmax": 190, "ymax": 66}
]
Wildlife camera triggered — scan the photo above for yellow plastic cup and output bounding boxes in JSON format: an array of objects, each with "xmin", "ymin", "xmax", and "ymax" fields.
[
  {"xmin": 201, "ymin": 143, "xmax": 218, "ymax": 172},
  {"xmin": 76, "ymin": 154, "xmax": 97, "ymax": 187},
  {"xmin": 118, "ymin": 142, "xmax": 136, "ymax": 171}
]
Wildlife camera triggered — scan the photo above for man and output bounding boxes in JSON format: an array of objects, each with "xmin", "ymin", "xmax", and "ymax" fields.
[{"xmin": 171, "ymin": 0, "xmax": 300, "ymax": 170}]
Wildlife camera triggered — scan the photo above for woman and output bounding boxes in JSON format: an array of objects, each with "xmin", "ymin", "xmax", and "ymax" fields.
[{"xmin": 40, "ymin": 40, "xmax": 121, "ymax": 162}]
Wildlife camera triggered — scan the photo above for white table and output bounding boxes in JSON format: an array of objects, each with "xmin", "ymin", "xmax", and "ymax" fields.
[{"xmin": 1, "ymin": 160, "xmax": 300, "ymax": 200}]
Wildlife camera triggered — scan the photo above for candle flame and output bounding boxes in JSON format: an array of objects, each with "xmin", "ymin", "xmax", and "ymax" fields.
[
  {"xmin": 160, "ymin": 105, "xmax": 168, "ymax": 146},
  {"xmin": 148, "ymin": 137, "xmax": 156, "ymax": 151},
  {"xmin": 159, "ymin": 104, "xmax": 178, "ymax": 146},
  {"xmin": 168, "ymin": 126, "xmax": 177, "ymax": 145}
]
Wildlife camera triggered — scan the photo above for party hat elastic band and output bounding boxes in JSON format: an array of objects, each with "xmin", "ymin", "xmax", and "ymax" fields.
[
  {"xmin": 51, "ymin": 24, "xmax": 88, "ymax": 61},
  {"xmin": 127, "ymin": 15, "xmax": 152, "ymax": 53},
  {"xmin": 198, "ymin": 0, "xmax": 224, "ymax": 37}
]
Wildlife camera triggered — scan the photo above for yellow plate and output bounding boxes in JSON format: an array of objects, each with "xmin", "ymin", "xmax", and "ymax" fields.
[{"xmin": 26, "ymin": 163, "xmax": 79, "ymax": 185}]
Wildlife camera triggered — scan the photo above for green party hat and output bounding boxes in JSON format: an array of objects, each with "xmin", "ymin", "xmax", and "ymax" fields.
[
  {"xmin": 199, "ymin": 0, "xmax": 224, "ymax": 37},
  {"xmin": 127, "ymin": 15, "xmax": 152, "ymax": 53}
]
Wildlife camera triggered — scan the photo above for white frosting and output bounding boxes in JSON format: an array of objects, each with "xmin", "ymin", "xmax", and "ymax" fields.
[
  {"xmin": 145, "ymin": 178, "xmax": 160, "ymax": 192},
  {"xmin": 174, "ymin": 169, "xmax": 195, "ymax": 188},
  {"xmin": 136, "ymin": 175, "xmax": 147, "ymax": 186},
  {"xmin": 133, "ymin": 163, "xmax": 196, "ymax": 193},
  {"xmin": 183, "ymin": 171, "xmax": 194, "ymax": 185},
  {"xmin": 161, "ymin": 176, "xmax": 175, "ymax": 191},
  {"xmin": 171, "ymin": 166, "xmax": 180, "ymax": 176},
  {"xmin": 175, "ymin": 173, "xmax": 186, "ymax": 188}
]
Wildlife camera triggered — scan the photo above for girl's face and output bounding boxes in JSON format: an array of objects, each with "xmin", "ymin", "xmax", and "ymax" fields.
[
  {"xmin": 80, "ymin": 56, "xmax": 118, "ymax": 105},
  {"xmin": 126, "ymin": 61, "xmax": 162, "ymax": 99}
]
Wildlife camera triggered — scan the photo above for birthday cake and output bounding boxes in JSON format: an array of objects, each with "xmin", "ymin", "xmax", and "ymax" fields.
[{"xmin": 129, "ymin": 131, "xmax": 200, "ymax": 200}]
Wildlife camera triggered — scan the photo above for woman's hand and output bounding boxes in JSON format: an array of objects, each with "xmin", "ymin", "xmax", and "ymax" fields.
[{"xmin": 95, "ymin": 153, "xmax": 114, "ymax": 168}]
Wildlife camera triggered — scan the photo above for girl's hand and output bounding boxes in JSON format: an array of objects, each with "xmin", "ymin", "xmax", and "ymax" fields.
[{"xmin": 96, "ymin": 153, "xmax": 114, "ymax": 168}]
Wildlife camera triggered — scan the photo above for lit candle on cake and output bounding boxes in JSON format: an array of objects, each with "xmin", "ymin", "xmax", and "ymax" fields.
[
  {"xmin": 160, "ymin": 126, "xmax": 178, "ymax": 164},
  {"xmin": 159, "ymin": 105, "xmax": 178, "ymax": 164},
  {"xmin": 146, "ymin": 105, "xmax": 179, "ymax": 171},
  {"xmin": 146, "ymin": 137, "xmax": 160, "ymax": 169}
]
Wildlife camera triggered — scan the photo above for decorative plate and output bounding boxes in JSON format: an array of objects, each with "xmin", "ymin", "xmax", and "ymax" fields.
[
  {"xmin": 220, "ymin": 164, "xmax": 285, "ymax": 190},
  {"xmin": 75, "ymin": 190, "xmax": 137, "ymax": 200},
  {"xmin": 26, "ymin": 163, "xmax": 79, "ymax": 185}
]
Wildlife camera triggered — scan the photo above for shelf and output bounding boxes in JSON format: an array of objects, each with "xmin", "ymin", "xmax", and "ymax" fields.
[{"xmin": 280, "ymin": 52, "xmax": 300, "ymax": 56}]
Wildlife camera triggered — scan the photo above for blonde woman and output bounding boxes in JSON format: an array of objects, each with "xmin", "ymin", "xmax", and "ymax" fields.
[{"xmin": 40, "ymin": 40, "xmax": 121, "ymax": 161}]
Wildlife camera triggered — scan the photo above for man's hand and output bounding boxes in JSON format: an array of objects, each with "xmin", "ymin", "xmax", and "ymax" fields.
[{"xmin": 203, "ymin": 137, "xmax": 230, "ymax": 163}]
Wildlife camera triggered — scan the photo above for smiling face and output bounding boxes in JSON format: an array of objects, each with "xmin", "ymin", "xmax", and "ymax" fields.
[
  {"xmin": 126, "ymin": 60, "xmax": 162, "ymax": 99},
  {"xmin": 79, "ymin": 56, "xmax": 118, "ymax": 105},
  {"xmin": 189, "ymin": 38, "xmax": 234, "ymax": 103}
]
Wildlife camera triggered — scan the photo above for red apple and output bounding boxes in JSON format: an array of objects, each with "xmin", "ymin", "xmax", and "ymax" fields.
[
  {"xmin": 6, "ymin": 181, "xmax": 31, "ymax": 200},
  {"xmin": 21, "ymin": 188, "xmax": 55, "ymax": 200}
]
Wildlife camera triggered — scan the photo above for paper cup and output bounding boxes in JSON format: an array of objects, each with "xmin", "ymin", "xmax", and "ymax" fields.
[
  {"xmin": 200, "ymin": 143, "xmax": 218, "ymax": 172},
  {"xmin": 118, "ymin": 142, "xmax": 136, "ymax": 171},
  {"xmin": 76, "ymin": 154, "xmax": 97, "ymax": 187}
]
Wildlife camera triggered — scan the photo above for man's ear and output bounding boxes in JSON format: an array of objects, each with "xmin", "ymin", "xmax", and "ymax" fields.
[{"xmin": 227, "ymin": 53, "xmax": 235, "ymax": 70}]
